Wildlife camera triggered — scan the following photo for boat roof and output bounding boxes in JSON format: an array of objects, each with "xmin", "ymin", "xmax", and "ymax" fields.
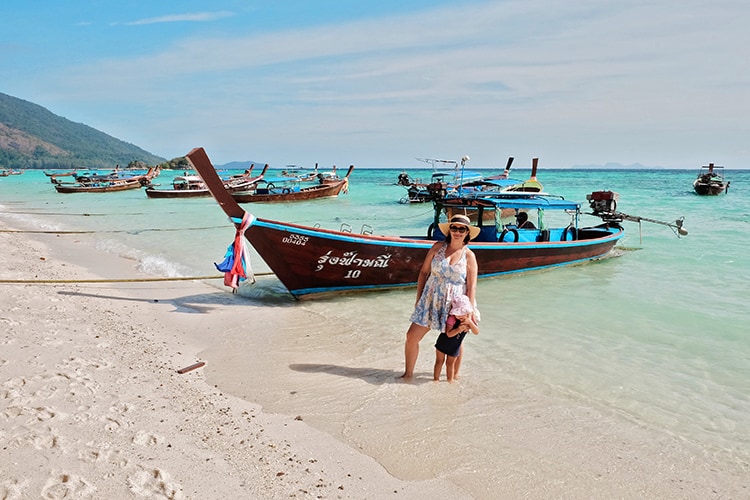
[
  {"xmin": 459, "ymin": 178, "xmax": 524, "ymax": 190},
  {"xmin": 442, "ymin": 194, "xmax": 581, "ymax": 211}
]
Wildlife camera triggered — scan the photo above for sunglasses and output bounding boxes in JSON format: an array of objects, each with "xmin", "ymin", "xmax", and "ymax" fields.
[{"xmin": 449, "ymin": 225, "xmax": 468, "ymax": 233}]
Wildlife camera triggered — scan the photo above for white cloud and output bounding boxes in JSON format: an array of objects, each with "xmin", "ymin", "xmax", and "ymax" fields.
[{"xmin": 125, "ymin": 11, "xmax": 234, "ymax": 26}]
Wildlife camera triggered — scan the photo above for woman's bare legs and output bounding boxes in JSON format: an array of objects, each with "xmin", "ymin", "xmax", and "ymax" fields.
[
  {"xmin": 401, "ymin": 322, "xmax": 430, "ymax": 379},
  {"xmin": 433, "ymin": 350, "xmax": 446, "ymax": 381}
]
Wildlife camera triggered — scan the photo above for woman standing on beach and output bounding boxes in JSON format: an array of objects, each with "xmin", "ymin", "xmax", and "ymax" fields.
[{"xmin": 400, "ymin": 214, "xmax": 479, "ymax": 380}]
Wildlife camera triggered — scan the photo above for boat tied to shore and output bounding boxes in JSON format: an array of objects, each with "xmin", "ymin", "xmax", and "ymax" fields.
[{"xmin": 186, "ymin": 147, "xmax": 687, "ymax": 300}]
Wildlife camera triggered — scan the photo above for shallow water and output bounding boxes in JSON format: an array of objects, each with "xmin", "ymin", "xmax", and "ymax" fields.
[{"xmin": 2, "ymin": 166, "xmax": 748, "ymax": 492}]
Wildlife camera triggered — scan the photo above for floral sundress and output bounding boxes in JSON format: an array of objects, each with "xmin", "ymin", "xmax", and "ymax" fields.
[{"xmin": 410, "ymin": 244, "xmax": 468, "ymax": 331}]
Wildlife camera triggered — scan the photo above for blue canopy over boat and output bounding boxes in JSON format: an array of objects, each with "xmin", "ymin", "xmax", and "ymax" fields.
[{"xmin": 476, "ymin": 195, "xmax": 581, "ymax": 211}]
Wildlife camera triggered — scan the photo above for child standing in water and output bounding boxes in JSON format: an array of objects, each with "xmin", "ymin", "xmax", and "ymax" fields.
[{"xmin": 434, "ymin": 294, "xmax": 479, "ymax": 382}]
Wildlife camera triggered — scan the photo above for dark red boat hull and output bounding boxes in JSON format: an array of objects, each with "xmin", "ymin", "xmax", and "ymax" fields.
[{"xmin": 243, "ymin": 217, "xmax": 621, "ymax": 299}]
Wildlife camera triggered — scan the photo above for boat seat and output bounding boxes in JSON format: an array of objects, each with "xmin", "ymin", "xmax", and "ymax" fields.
[
  {"xmin": 473, "ymin": 226, "xmax": 497, "ymax": 243},
  {"xmin": 516, "ymin": 229, "xmax": 538, "ymax": 242}
]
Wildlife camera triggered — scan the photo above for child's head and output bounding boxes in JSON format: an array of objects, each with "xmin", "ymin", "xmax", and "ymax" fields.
[{"xmin": 450, "ymin": 294, "xmax": 473, "ymax": 319}]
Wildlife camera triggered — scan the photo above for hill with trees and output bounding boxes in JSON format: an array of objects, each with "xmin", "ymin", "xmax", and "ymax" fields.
[{"xmin": 0, "ymin": 92, "xmax": 166, "ymax": 170}]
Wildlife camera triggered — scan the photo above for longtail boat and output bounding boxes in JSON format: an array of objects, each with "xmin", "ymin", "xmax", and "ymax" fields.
[
  {"xmin": 185, "ymin": 147, "xmax": 690, "ymax": 300},
  {"xmin": 231, "ymin": 165, "xmax": 352, "ymax": 203},
  {"xmin": 53, "ymin": 167, "xmax": 159, "ymax": 193},
  {"xmin": 144, "ymin": 164, "xmax": 268, "ymax": 199},
  {"xmin": 693, "ymin": 163, "xmax": 730, "ymax": 195}
]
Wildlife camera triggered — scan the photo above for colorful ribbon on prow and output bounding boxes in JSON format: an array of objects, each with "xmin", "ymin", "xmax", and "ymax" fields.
[{"xmin": 214, "ymin": 212, "xmax": 255, "ymax": 292}]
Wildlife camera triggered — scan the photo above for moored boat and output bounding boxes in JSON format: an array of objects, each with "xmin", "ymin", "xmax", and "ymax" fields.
[
  {"xmin": 230, "ymin": 166, "xmax": 353, "ymax": 203},
  {"xmin": 144, "ymin": 165, "xmax": 267, "ymax": 198},
  {"xmin": 186, "ymin": 147, "xmax": 676, "ymax": 300},
  {"xmin": 693, "ymin": 163, "xmax": 729, "ymax": 195},
  {"xmin": 398, "ymin": 156, "xmax": 537, "ymax": 204},
  {"xmin": 54, "ymin": 177, "xmax": 145, "ymax": 193},
  {"xmin": 397, "ymin": 156, "xmax": 484, "ymax": 204},
  {"xmin": 53, "ymin": 167, "xmax": 159, "ymax": 193}
]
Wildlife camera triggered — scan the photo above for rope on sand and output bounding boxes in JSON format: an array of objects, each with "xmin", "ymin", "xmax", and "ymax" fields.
[
  {"xmin": 0, "ymin": 273, "xmax": 274, "ymax": 284},
  {"xmin": 0, "ymin": 226, "xmax": 227, "ymax": 234}
]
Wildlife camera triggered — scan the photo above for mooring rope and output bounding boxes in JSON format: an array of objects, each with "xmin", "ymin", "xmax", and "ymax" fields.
[
  {"xmin": 0, "ymin": 272, "xmax": 275, "ymax": 284},
  {"xmin": 0, "ymin": 226, "xmax": 227, "ymax": 234},
  {"xmin": 0, "ymin": 211, "xmax": 183, "ymax": 216}
]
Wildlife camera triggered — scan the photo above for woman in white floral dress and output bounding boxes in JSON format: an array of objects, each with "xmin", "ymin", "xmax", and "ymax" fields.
[{"xmin": 400, "ymin": 214, "xmax": 479, "ymax": 380}]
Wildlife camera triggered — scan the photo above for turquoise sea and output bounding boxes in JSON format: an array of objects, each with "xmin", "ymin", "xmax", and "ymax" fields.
[{"xmin": 2, "ymin": 166, "xmax": 748, "ymax": 493}]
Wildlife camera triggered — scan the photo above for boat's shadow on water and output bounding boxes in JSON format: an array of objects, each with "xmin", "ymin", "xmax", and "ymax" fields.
[{"xmin": 289, "ymin": 363, "xmax": 412, "ymax": 385}]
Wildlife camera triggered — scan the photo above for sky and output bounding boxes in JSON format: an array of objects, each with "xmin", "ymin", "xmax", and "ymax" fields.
[{"xmin": 1, "ymin": 0, "xmax": 749, "ymax": 169}]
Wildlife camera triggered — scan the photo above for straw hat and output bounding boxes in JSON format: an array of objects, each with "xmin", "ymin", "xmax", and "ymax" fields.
[{"xmin": 438, "ymin": 214, "xmax": 481, "ymax": 240}]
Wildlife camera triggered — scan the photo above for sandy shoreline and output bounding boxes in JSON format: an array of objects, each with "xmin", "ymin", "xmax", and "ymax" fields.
[
  {"xmin": 2, "ymin": 218, "xmax": 749, "ymax": 499},
  {"xmin": 0, "ymin": 222, "xmax": 464, "ymax": 499}
]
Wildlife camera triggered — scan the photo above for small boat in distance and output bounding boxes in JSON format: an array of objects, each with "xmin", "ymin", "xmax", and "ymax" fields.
[
  {"xmin": 397, "ymin": 156, "xmax": 484, "ymax": 204},
  {"xmin": 693, "ymin": 163, "xmax": 730, "ymax": 195},
  {"xmin": 397, "ymin": 156, "xmax": 538, "ymax": 204},
  {"xmin": 53, "ymin": 167, "xmax": 160, "ymax": 193},
  {"xmin": 230, "ymin": 165, "xmax": 353, "ymax": 203},
  {"xmin": 144, "ymin": 165, "xmax": 267, "ymax": 198},
  {"xmin": 186, "ymin": 147, "xmax": 637, "ymax": 299}
]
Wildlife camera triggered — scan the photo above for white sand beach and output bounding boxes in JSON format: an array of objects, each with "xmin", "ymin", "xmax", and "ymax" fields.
[
  {"xmin": 1, "ymin": 218, "xmax": 748, "ymax": 499},
  {"xmin": 0, "ymin": 223, "xmax": 463, "ymax": 499}
]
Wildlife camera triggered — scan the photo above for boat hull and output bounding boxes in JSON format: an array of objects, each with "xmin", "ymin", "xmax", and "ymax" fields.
[
  {"xmin": 693, "ymin": 180, "xmax": 728, "ymax": 195},
  {"xmin": 244, "ymin": 217, "xmax": 622, "ymax": 299},
  {"xmin": 232, "ymin": 173, "xmax": 350, "ymax": 203},
  {"xmin": 54, "ymin": 180, "xmax": 144, "ymax": 193},
  {"xmin": 145, "ymin": 187, "xmax": 211, "ymax": 198}
]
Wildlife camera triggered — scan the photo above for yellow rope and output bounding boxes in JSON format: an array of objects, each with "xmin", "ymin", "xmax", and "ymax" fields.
[
  {"xmin": 0, "ymin": 226, "xmax": 226, "ymax": 234},
  {"xmin": 0, "ymin": 273, "xmax": 274, "ymax": 284}
]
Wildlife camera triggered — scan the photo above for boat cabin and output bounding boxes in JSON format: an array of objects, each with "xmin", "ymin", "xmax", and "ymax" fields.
[
  {"xmin": 429, "ymin": 194, "xmax": 586, "ymax": 243},
  {"xmin": 172, "ymin": 175, "xmax": 205, "ymax": 190}
]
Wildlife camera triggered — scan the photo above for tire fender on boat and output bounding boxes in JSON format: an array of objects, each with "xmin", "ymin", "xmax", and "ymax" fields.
[
  {"xmin": 499, "ymin": 228, "xmax": 518, "ymax": 242},
  {"xmin": 282, "ymin": 187, "xmax": 291, "ymax": 194},
  {"xmin": 562, "ymin": 225, "xmax": 577, "ymax": 241}
]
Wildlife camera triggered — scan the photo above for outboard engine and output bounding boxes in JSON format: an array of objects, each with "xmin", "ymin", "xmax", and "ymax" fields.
[{"xmin": 586, "ymin": 191, "xmax": 619, "ymax": 214}]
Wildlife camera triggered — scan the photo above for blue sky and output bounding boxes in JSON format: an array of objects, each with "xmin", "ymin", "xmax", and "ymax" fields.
[{"xmin": 1, "ymin": 1, "xmax": 748, "ymax": 169}]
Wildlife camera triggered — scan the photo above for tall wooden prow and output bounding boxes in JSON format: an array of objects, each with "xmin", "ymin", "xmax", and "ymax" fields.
[{"xmin": 185, "ymin": 147, "xmax": 247, "ymax": 222}]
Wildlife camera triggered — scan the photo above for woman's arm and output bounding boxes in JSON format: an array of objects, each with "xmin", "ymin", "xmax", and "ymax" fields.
[
  {"xmin": 464, "ymin": 249, "xmax": 478, "ymax": 306},
  {"xmin": 415, "ymin": 242, "xmax": 440, "ymax": 304}
]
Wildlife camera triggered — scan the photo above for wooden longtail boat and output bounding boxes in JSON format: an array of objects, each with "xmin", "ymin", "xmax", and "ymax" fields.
[
  {"xmin": 398, "ymin": 156, "xmax": 541, "ymax": 204},
  {"xmin": 54, "ymin": 178, "xmax": 145, "ymax": 193},
  {"xmin": 53, "ymin": 167, "xmax": 159, "ymax": 193},
  {"xmin": 186, "ymin": 147, "xmax": 630, "ymax": 300},
  {"xmin": 231, "ymin": 165, "xmax": 353, "ymax": 203},
  {"xmin": 144, "ymin": 165, "xmax": 268, "ymax": 199},
  {"xmin": 693, "ymin": 163, "xmax": 729, "ymax": 195}
]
